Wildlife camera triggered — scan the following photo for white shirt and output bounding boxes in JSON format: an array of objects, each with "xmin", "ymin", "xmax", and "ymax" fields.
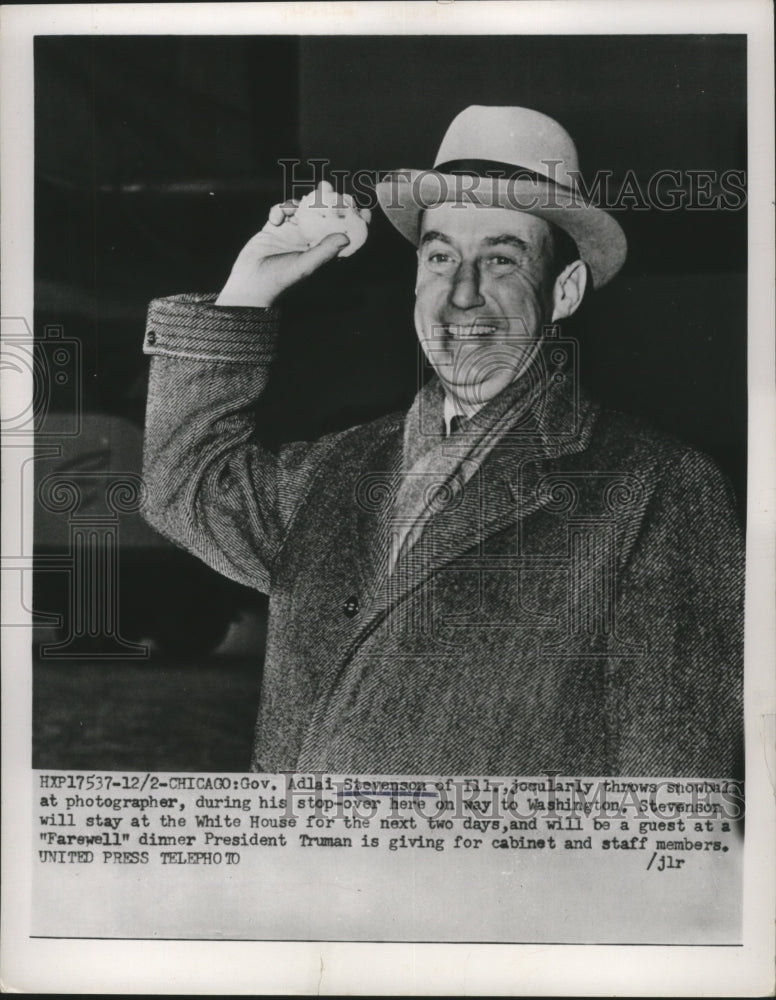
[{"xmin": 442, "ymin": 394, "xmax": 486, "ymax": 436}]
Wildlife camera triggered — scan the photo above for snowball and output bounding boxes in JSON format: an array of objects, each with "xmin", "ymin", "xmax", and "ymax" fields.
[{"xmin": 295, "ymin": 188, "xmax": 369, "ymax": 258}]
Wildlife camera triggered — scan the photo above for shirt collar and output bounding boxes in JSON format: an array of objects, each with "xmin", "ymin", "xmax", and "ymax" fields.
[
  {"xmin": 442, "ymin": 394, "xmax": 486, "ymax": 436},
  {"xmin": 402, "ymin": 342, "xmax": 596, "ymax": 475}
]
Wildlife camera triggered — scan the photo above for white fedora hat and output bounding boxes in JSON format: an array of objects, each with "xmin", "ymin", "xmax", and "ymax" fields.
[{"xmin": 375, "ymin": 105, "xmax": 626, "ymax": 289}]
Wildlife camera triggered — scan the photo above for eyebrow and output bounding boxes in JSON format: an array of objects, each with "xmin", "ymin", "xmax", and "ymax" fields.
[
  {"xmin": 419, "ymin": 230, "xmax": 453, "ymax": 247},
  {"xmin": 481, "ymin": 234, "xmax": 531, "ymax": 253},
  {"xmin": 418, "ymin": 231, "xmax": 532, "ymax": 253}
]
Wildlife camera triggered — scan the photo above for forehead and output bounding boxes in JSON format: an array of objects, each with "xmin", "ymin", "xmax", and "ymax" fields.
[{"xmin": 419, "ymin": 202, "xmax": 552, "ymax": 248}]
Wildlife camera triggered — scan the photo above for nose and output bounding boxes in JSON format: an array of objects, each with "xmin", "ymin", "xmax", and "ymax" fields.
[{"xmin": 449, "ymin": 261, "xmax": 485, "ymax": 311}]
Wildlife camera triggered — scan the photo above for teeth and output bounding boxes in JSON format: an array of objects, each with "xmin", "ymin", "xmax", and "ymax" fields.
[{"xmin": 443, "ymin": 324, "xmax": 498, "ymax": 337}]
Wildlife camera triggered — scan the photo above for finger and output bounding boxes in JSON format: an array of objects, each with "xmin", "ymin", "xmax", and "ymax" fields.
[
  {"xmin": 291, "ymin": 232, "xmax": 350, "ymax": 278},
  {"xmin": 268, "ymin": 204, "xmax": 286, "ymax": 226},
  {"xmin": 359, "ymin": 207, "xmax": 372, "ymax": 223},
  {"xmin": 268, "ymin": 201, "xmax": 300, "ymax": 226}
]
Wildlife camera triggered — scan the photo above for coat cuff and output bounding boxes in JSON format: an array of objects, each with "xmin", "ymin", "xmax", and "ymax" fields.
[{"xmin": 143, "ymin": 292, "xmax": 279, "ymax": 363}]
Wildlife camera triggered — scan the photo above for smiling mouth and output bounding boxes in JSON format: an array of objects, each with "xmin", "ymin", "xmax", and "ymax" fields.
[{"xmin": 440, "ymin": 322, "xmax": 503, "ymax": 338}]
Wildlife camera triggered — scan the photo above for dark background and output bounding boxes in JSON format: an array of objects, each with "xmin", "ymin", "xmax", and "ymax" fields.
[{"xmin": 33, "ymin": 35, "xmax": 747, "ymax": 770}]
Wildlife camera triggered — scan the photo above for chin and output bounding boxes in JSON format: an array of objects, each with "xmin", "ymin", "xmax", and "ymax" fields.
[{"xmin": 445, "ymin": 380, "xmax": 503, "ymax": 408}]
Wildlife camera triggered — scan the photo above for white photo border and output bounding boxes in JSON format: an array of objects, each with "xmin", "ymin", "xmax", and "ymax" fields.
[{"xmin": 1, "ymin": 2, "xmax": 774, "ymax": 995}]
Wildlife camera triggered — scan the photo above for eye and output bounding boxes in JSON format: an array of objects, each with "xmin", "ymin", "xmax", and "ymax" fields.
[
  {"xmin": 421, "ymin": 248, "xmax": 458, "ymax": 273},
  {"xmin": 488, "ymin": 254, "xmax": 516, "ymax": 267}
]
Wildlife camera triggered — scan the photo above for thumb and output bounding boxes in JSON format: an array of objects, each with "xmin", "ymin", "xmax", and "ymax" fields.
[{"xmin": 292, "ymin": 232, "xmax": 350, "ymax": 279}]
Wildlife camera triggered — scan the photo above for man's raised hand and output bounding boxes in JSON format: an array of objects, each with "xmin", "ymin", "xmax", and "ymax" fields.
[{"xmin": 216, "ymin": 181, "xmax": 369, "ymax": 308}]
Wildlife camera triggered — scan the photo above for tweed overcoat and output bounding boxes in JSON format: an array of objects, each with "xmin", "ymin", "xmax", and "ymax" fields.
[{"xmin": 142, "ymin": 293, "xmax": 744, "ymax": 777}]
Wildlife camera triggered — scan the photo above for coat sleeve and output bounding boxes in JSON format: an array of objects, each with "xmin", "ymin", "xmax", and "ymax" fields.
[
  {"xmin": 605, "ymin": 448, "xmax": 744, "ymax": 778},
  {"xmin": 141, "ymin": 292, "xmax": 340, "ymax": 593}
]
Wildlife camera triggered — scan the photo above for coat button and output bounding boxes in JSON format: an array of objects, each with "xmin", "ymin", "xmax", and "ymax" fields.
[
  {"xmin": 146, "ymin": 330, "xmax": 157, "ymax": 346},
  {"xmin": 343, "ymin": 595, "xmax": 360, "ymax": 617}
]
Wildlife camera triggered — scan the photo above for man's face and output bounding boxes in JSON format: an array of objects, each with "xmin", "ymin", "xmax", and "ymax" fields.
[{"xmin": 414, "ymin": 202, "xmax": 558, "ymax": 410}]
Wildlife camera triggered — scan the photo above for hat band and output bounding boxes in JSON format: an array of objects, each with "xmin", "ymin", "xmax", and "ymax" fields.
[{"xmin": 434, "ymin": 158, "xmax": 559, "ymax": 185}]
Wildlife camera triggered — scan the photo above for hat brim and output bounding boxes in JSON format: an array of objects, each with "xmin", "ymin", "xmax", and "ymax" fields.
[{"xmin": 375, "ymin": 170, "xmax": 626, "ymax": 289}]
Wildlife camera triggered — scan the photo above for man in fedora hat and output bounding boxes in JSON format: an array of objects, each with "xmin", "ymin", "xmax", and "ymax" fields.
[{"xmin": 141, "ymin": 106, "xmax": 743, "ymax": 777}]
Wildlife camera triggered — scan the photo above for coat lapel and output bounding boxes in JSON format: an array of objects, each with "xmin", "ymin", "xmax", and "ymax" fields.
[
  {"xmin": 352, "ymin": 428, "xmax": 402, "ymax": 605},
  {"xmin": 349, "ymin": 349, "xmax": 600, "ymax": 641}
]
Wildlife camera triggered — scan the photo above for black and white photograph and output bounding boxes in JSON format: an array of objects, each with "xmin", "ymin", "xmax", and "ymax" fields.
[
  {"xmin": 1, "ymin": 1, "xmax": 774, "ymax": 994},
  {"xmin": 31, "ymin": 30, "xmax": 748, "ymax": 778}
]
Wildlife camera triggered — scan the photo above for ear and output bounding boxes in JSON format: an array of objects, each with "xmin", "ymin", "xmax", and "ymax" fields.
[{"xmin": 551, "ymin": 260, "xmax": 588, "ymax": 322}]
